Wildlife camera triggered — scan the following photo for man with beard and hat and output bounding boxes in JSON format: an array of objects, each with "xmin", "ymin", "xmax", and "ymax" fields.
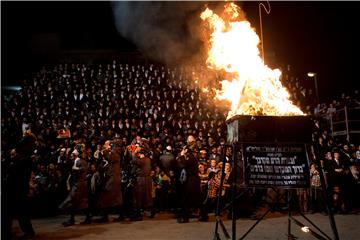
[
  {"xmin": 130, "ymin": 146, "xmax": 154, "ymax": 221},
  {"xmin": 326, "ymin": 148, "xmax": 350, "ymax": 213},
  {"xmin": 176, "ymin": 135, "xmax": 201, "ymax": 223},
  {"xmin": 3, "ymin": 129, "xmax": 36, "ymax": 240},
  {"xmin": 59, "ymin": 148, "xmax": 88, "ymax": 226},
  {"xmin": 93, "ymin": 140, "xmax": 123, "ymax": 223},
  {"xmin": 120, "ymin": 138, "xmax": 143, "ymax": 219}
]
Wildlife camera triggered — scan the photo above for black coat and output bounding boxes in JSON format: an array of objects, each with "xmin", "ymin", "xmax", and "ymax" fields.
[
  {"xmin": 5, "ymin": 134, "xmax": 36, "ymax": 199},
  {"xmin": 132, "ymin": 156, "xmax": 153, "ymax": 209},
  {"xmin": 326, "ymin": 159, "xmax": 345, "ymax": 188},
  {"xmin": 176, "ymin": 150, "xmax": 201, "ymax": 209},
  {"xmin": 159, "ymin": 152, "xmax": 175, "ymax": 173},
  {"xmin": 98, "ymin": 150, "xmax": 123, "ymax": 209},
  {"xmin": 3, "ymin": 133, "xmax": 36, "ymax": 240}
]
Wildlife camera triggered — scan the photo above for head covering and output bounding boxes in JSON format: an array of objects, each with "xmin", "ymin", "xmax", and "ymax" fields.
[
  {"xmin": 332, "ymin": 147, "xmax": 340, "ymax": 153},
  {"xmin": 72, "ymin": 149, "xmax": 79, "ymax": 156}
]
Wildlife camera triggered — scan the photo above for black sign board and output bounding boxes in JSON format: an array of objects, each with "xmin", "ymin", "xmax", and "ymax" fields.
[
  {"xmin": 226, "ymin": 115, "xmax": 313, "ymax": 144},
  {"xmin": 243, "ymin": 143, "xmax": 310, "ymax": 188}
]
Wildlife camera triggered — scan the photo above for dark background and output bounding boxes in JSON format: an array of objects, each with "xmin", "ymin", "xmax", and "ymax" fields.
[{"xmin": 2, "ymin": 1, "xmax": 359, "ymax": 103}]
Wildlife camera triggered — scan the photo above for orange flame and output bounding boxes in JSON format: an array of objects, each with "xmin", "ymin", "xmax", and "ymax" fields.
[{"xmin": 201, "ymin": 3, "xmax": 304, "ymax": 118}]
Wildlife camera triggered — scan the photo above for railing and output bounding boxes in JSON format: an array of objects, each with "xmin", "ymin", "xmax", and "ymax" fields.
[{"xmin": 320, "ymin": 106, "xmax": 360, "ymax": 143}]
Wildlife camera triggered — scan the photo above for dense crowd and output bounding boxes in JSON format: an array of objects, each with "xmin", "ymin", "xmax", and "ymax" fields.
[
  {"xmin": 2, "ymin": 60, "xmax": 360, "ymax": 239},
  {"xmin": 281, "ymin": 64, "xmax": 360, "ymax": 116}
]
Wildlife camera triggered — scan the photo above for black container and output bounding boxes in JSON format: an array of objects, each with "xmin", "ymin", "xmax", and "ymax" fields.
[{"xmin": 226, "ymin": 115, "xmax": 313, "ymax": 144}]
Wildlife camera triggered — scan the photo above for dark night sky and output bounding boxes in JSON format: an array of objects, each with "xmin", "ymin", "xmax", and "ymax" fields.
[
  {"xmin": 2, "ymin": 1, "xmax": 359, "ymax": 102},
  {"xmin": 243, "ymin": 1, "xmax": 360, "ymax": 102}
]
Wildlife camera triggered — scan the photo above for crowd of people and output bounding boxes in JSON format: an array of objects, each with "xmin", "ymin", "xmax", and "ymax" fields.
[
  {"xmin": 281, "ymin": 64, "xmax": 360, "ymax": 116},
  {"xmin": 2, "ymin": 60, "xmax": 360, "ymax": 239}
]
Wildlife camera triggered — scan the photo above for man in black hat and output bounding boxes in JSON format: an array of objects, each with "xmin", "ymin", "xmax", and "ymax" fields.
[
  {"xmin": 176, "ymin": 135, "xmax": 201, "ymax": 223},
  {"xmin": 3, "ymin": 129, "xmax": 36, "ymax": 240},
  {"xmin": 326, "ymin": 148, "xmax": 347, "ymax": 213},
  {"xmin": 130, "ymin": 148, "xmax": 153, "ymax": 221}
]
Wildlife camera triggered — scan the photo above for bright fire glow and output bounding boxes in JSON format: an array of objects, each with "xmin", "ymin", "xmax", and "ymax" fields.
[{"xmin": 201, "ymin": 3, "xmax": 304, "ymax": 118}]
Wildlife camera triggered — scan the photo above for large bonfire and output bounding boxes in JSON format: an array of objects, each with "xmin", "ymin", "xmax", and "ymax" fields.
[{"xmin": 200, "ymin": 2, "xmax": 304, "ymax": 119}]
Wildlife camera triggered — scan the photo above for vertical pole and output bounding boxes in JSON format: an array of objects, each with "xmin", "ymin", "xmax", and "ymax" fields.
[
  {"xmin": 287, "ymin": 190, "xmax": 292, "ymax": 239},
  {"xmin": 330, "ymin": 112, "xmax": 334, "ymax": 138},
  {"xmin": 258, "ymin": 1, "xmax": 271, "ymax": 63},
  {"xmin": 314, "ymin": 75, "xmax": 320, "ymax": 105},
  {"xmin": 214, "ymin": 145, "xmax": 228, "ymax": 238},
  {"xmin": 313, "ymin": 143, "xmax": 340, "ymax": 240},
  {"xmin": 232, "ymin": 144, "xmax": 237, "ymax": 240},
  {"xmin": 259, "ymin": 4, "xmax": 265, "ymax": 62},
  {"xmin": 344, "ymin": 106, "xmax": 350, "ymax": 142}
]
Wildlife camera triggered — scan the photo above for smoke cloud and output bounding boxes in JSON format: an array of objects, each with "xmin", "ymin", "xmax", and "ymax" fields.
[{"xmin": 111, "ymin": 2, "xmax": 227, "ymax": 65}]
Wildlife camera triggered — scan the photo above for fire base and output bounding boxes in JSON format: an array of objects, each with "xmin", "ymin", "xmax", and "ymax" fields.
[{"xmin": 226, "ymin": 115, "xmax": 313, "ymax": 144}]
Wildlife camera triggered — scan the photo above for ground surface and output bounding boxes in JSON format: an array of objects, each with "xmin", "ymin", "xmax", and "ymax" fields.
[{"xmin": 12, "ymin": 211, "xmax": 360, "ymax": 240}]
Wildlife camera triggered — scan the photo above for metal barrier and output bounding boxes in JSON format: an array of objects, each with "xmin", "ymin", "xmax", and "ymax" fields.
[{"xmin": 320, "ymin": 106, "xmax": 360, "ymax": 143}]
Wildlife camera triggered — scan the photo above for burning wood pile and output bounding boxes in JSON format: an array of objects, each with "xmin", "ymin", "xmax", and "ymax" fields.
[{"xmin": 201, "ymin": 3, "xmax": 304, "ymax": 118}]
